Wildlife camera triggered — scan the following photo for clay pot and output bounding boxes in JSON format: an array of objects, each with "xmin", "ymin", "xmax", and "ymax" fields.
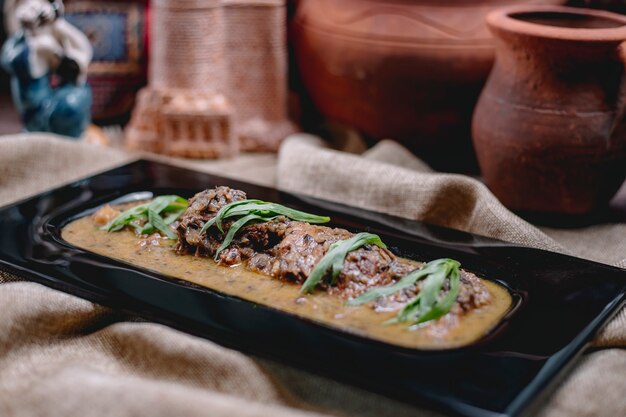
[
  {"xmin": 292, "ymin": 0, "xmax": 564, "ymax": 172},
  {"xmin": 472, "ymin": 6, "xmax": 626, "ymax": 216}
]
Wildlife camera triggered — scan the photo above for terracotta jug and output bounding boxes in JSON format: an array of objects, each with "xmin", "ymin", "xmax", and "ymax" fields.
[
  {"xmin": 292, "ymin": 0, "xmax": 564, "ymax": 172},
  {"xmin": 473, "ymin": 6, "xmax": 626, "ymax": 216}
]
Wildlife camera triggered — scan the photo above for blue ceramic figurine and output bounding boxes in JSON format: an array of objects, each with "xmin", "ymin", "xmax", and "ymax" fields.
[{"xmin": 1, "ymin": 0, "xmax": 92, "ymax": 138}]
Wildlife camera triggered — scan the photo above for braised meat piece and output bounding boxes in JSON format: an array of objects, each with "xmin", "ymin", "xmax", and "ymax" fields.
[
  {"xmin": 175, "ymin": 187, "xmax": 492, "ymax": 313},
  {"xmin": 329, "ymin": 248, "xmax": 410, "ymax": 299},
  {"xmin": 175, "ymin": 186, "xmax": 246, "ymax": 254},
  {"xmin": 178, "ymin": 201, "xmax": 399, "ymax": 295},
  {"xmin": 216, "ymin": 218, "xmax": 291, "ymax": 265},
  {"xmin": 248, "ymin": 222, "xmax": 352, "ymax": 282}
]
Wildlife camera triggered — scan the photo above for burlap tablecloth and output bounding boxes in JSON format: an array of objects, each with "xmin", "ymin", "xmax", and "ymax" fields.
[{"xmin": 1, "ymin": 133, "xmax": 625, "ymax": 417}]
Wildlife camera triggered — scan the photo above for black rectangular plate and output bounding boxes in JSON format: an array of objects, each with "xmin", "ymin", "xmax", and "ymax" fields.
[{"xmin": 0, "ymin": 160, "xmax": 624, "ymax": 417}]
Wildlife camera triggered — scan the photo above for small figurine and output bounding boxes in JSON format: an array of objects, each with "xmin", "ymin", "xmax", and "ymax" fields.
[{"xmin": 1, "ymin": 0, "xmax": 92, "ymax": 138}]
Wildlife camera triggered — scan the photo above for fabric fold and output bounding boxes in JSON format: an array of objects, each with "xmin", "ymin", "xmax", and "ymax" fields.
[{"xmin": 278, "ymin": 134, "xmax": 564, "ymax": 252}]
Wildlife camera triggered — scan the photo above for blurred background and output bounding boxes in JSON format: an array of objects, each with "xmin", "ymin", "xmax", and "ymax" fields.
[
  {"xmin": 1, "ymin": 1, "xmax": 625, "ymax": 137},
  {"xmin": 1, "ymin": 0, "xmax": 625, "ymax": 154}
]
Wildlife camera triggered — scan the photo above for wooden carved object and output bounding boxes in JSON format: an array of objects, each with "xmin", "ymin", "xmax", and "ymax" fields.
[{"xmin": 125, "ymin": 0, "xmax": 294, "ymax": 158}]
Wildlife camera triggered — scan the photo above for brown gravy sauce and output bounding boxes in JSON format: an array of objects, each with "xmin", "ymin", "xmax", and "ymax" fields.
[{"xmin": 62, "ymin": 216, "xmax": 513, "ymax": 349}]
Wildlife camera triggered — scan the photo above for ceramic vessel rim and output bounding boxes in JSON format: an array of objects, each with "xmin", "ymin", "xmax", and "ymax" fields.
[{"xmin": 487, "ymin": 5, "xmax": 626, "ymax": 42}]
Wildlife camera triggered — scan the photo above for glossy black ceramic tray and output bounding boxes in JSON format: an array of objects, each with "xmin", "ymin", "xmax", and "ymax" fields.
[{"xmin": 0, "ymin": 160, "xmax": 624, "ymax": 417}]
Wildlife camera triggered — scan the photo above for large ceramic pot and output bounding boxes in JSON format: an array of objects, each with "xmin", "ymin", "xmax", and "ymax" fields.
[
  {"xmin": 472, "ymin": 6, "xmax": 626, "ymax": 215},
  {"xmin": 292, "ymin": 0, "xmax": 564, "ymax": 171}
]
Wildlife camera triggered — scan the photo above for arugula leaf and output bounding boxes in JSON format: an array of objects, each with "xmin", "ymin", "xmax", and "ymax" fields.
[
  {"xmin": 300, "ymin": 232, "xmax": 387, "ymax": 294},
  {"xmin": 214, "ymin": 213, "xmax": 277, "ymax": 260},
  {"xmin": 102, "ymin": 195, "xmax": 188, "ymax": 239},
  {"xmin": 162, "ymin": 209, "xmax": 186, "ymax": 225},
  {"xmin": 200, "ymin": 199, "xmax": 330, "ymax": 258},
  {"xmin": 148, "ymin": 208, "xmax": 178, "ymax": 239},
  {"xmin": 347, "ymin": 258, "xmax": 451, "ymax": 305},
  {"xmin": 138, "ymin": 222, "xmax": 155, "ymax": 235},
  {"xmin": 409, "ymin": 268, "xmax": 460, "ymax": 325},
  {"xmin": 148, "ymin": 196, "xmax": 177, "ymax": 213},
  {"xmin": 103, "ymin": 204, "xmax": 150, "ymax": 232},
  {"xmin": 348, "ymin": 258, "xmax": 461, "ymax": 326},
  {"xmin": 199, "ymin": 200, "xmax": 265, "ymax": 234},
  {"xmin": 200, "ymin": 199, "xmax": 330, "ymax": 235}
]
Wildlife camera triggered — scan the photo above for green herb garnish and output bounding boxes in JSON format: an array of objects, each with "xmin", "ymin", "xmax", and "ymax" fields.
[
  {"xmin": 102, "ymin": 195, "xmax": 188, "ymax": 239},
  {"xmin": 200, "ymin": 199, "xmax": 330, "ymax": 235},
  {"xmin": 300, "ymin": 232, "xmax": 387, "ymax": 294},
  {"xmin": 348, "ymin": 258, "xmax": 461, "ymax": 326},
  {"xmin": 213, "ymin": 213, "xmax": 275, "ymax": 260},
  {"xmin": 200, "ymin": 199, "xmax": 331, "ymax": 260}
]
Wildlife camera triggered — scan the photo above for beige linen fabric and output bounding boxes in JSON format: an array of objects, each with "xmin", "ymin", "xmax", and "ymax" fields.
[
  {"xmin": 278, "ymin": 135, "xmax": 626, "ymax": 348},
  {"xmin": 1, "ymin": 133, "xmax": 625, "ymax": 417}
]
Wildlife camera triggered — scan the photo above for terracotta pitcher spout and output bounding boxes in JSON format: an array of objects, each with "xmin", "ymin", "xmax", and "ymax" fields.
[{"xmin": 472, "ymin": 6, "xmax": 626, "ymax": 215}]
